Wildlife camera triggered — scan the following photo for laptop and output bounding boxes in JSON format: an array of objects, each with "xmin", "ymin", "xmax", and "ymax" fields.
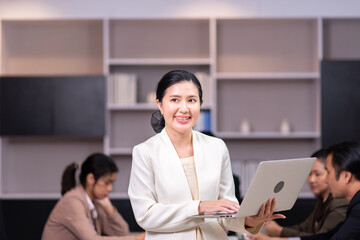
[{"xmin": 191, "ymin": 157, "xmax": 316, "ymax": 218}]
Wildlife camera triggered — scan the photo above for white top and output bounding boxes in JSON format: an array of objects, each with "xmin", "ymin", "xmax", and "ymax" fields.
[
  {"xmin": 180, "ymin": 156, "xmax": 204, "ymax": 240},
  {"xmin": 85, "ymin": 191, "xmax": 98, "ymax": 229}
]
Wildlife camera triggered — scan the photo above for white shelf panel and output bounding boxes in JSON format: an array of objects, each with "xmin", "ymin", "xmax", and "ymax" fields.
[
  {"xmin": 200, "ymin": 104, "xmax": 212, "ymax": 110},
  {"xmin": 109, "ymin": 148, "xmax": 133, "ymax": 155},
  {"xmin": 0, "ymin": 192, "xmax": 130, "ymax": 200},
  {"xmin": 108, "ymin": 103, "xmax": 212, "ymax": 111},
  {"xmin": 1, "ymin": 20, "xmax": 104, "ymax": 75},
  {"xmin": 109, "ymin": 192, "xmax": 129, "ymax": 199},
  {"xmin": 108, "ymin": 103, "xmax": 157, "ymax": 111},
  {"xmin": 0, "ymin": 193, "xmax": 61, "ymax": 199},
  {"xmin": 216, "ymin": 72, "xmax": 320, "ymax": 80},
  {"xmin": 215, "ymin": 131, "xmax": 320, "ymax": 139},
  {"xmin": 108, "ymin": 58, "xmax": 211, "ymax": 66}
]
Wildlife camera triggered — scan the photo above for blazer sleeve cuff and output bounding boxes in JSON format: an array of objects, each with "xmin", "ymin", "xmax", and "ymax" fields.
[{"xmin": 188, "ymin": 200, "xmax": 204, "ymax": 219}]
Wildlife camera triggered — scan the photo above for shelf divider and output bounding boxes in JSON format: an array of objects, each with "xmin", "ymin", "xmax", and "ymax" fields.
[
  {"xmin": 108, "ymin": 58, "xmax": 211, "ymax": 66},
  {"xmin": 216, "ymin": 72, "xmax": 320, "ymax": 80},
  {"xmin": 215, "ymin": 131, "xmax": 320, "ymax": 140}
]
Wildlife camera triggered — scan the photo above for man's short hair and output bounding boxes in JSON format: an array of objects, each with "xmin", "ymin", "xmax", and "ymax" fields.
[{"xmin": 326, "ymin": 140, "xmax": 360, "ymax": 180}]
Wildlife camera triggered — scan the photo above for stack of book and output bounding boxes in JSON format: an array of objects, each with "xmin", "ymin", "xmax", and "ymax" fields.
[
  {"xmin": 108, "ymin": 73, "xmax": 137, "ymax": 105},
  {"xmin": 239, "ymin": 159, "xmax": 262, "ymax": 197},
  {"xmin": 193, "ymin": 110, "xmax": 211, "ymax": 132}
]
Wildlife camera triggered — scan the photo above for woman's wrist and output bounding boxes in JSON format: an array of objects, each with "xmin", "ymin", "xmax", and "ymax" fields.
[
  {"xmin": 104, "ymin": 205, "xmax": 115, "ymax": 217},
  {"xmin": 244, "ymin": 216, "xmax": 260, "ymax": 229},
  {"xmin": 244, "ymin": 224, "xmax": 256, "ymax": 231}
]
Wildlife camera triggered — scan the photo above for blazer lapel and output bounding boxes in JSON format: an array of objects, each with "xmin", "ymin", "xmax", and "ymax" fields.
[
  {"xmin": 159, "ymin": 129, "xmax": 193, "ymax": 200},
  {"xmin": 95, "ymin": 218, "xmax": 101, "ymax": 234},
  {"xmin": 78, "ymin": 186, "xmax": 101, "ymax": 234},
  {"xmin": 192, "ymin": 131, "xmax": 206, "ymax": 201}
]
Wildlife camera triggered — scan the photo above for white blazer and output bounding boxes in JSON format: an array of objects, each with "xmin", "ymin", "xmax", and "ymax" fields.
[{"xmin": 128, "ymin": 129, "xmax": 260, "ymax": 240}]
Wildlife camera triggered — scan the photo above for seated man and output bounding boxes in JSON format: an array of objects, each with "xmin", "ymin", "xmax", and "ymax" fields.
[
  {"xmin": 249, "ymin": 140, "xmax": 360, "ymax": 240},
  {"xmin": 264, "ymin": 149, "xmax": 348, "ymax": 238},
  {"xmin": 300, "ymin": 140, "xmax": 360, "ymax": 240}
]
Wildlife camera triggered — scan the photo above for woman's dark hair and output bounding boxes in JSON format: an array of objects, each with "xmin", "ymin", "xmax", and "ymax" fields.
[
  {"xmin": 151, "ymin": 70, "xmax": 203, "ymax": 133},
  {"xmin": 326, "ymin": 140, "xmax": 360, "ymax": 180},
  {"xmin": 311, "ymin": 148, "xmax": 327, "ymax": 165},
  {"xmin": 61, "ymin": 153, "xmax": 118, "ymax": 196}
]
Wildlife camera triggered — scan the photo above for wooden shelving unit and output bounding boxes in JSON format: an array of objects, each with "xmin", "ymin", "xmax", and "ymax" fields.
[
  {"xmin": 2, "ymin": 17, "xmax": 360, "ymax": 199},
  {"xmin": 0, "ymin": 20, "xmax": 105, "ymax": 198},
  {"xmin": 103, "ymin": 19, "xmax": 213, "ymax": 167},
  {"xmin": 1, "ymin": 20, "xmax": 104, "ymax": 76},
  {"xmin": 323, "ymin": 18, "xmax": 360, "ymax": 60}
]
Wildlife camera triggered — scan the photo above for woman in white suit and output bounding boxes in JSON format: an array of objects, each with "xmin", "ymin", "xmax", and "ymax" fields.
[{"xmin": 128, "ymin": 70, "xmax": 285, "ymax": 240}]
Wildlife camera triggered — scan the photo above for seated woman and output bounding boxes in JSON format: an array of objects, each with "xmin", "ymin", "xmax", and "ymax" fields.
[
  {"xmin": 249, "ymin": 149, "xmax": 348, "ymax": 240},
  {"xmin": 42, "ymin": 153, "xmax": 145, "ymax": 240}
]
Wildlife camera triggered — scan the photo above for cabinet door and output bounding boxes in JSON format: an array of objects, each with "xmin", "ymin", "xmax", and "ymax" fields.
[
  {"xmin": 53, "ymin": 76, "xmax": 105, "ymax": 136},
  {"xmin": 0, "ymin": 77, "xmax": 53, "ymax": 135},
  {"xmin": 321, "ymin": 61, "xmax": 360, "ymax": 147}
]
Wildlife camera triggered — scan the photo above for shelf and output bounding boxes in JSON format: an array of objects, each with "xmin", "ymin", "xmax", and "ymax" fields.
[
  {"xmin": 1, "ymin": 20, "xmax": 103, "ymax": 75},
  {"xmin": 323, "ymin": 18, "xmax": 360, "ymax": 59},
  {"xmin": 109, "ymin": 192, "xmax": 129, "ymax": 199},
  {"xmin": 108, "ymin": 58, "xmax": 211, "ymax": 66},
  {"xmin": 0, "ymin": 137, "xmax": 103, "ymax": 195},
  {"xmin": 108, "ymin": 103, "xmax": 157, "ymax": 111},
  {"xmin": 215, "ymin": 131, "xmax": 320, "ymax": 139},
  {"xmin": 109, "ymin": 111, "xmax": 155, "ymax": 149},
  {"xmin": 109, "ymin": 19, "xmax": 210, "ymax": 59},
  {"xmin": 0, "ymin": 193, "xmax": 61, "ymax": 200},
  {"xmin": 108, "ymin": 103, "xmax": 212, "ymax": 111},
  {"xmin": 216, "ymin": 79, "xmax": 318, "ymax": 133},
  {"xmin": 216, "ymin": 18, "xmax": 319, "ymax": 73},
  {"xmin": 216, "ymin": 72, "xmax": 320, "ymax": 80},
  {"xmin": 108, "ymin": 65, "xmax": 211, "ymax": 104},
  {"xmin": 109, "ymin": 148, "xmax": 133, "ymax": 155},
  {"xmin": 0, "ymin": 192, "xmax": 130, "ymax": 200},
  {"xmin": 201, "ymin": 104, "xmax": 212, "ymax": 110}
]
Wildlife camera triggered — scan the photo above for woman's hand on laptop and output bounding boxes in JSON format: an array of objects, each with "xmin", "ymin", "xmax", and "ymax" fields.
[
  {"xmin": 198, "ymin": 198, "xmax": 240, "ymax": 214},
  {"xmin": 244, "ymin": 198, "xmax": 286, "ymax": 229}
]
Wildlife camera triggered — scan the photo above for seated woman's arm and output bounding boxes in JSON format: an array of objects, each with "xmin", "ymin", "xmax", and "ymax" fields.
[{"xmin": 60, "ymin": 197, "xmax": 135, "ymax": 240}]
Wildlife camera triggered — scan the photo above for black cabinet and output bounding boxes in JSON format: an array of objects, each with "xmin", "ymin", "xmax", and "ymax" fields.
[
  {"xmin": 321, "ymin": 61, "xmax": 360, "ymax": 147},
  {"xmin": 0, "ymin": 77, "xmax": 53, "ymax": 135},
  {"xmin": 0, "ymin": 76, "xmax": 105, "ymax": 136},
  {"xmin": 53, "ymin": 76, "xmax": 105, "ymax": 136}
]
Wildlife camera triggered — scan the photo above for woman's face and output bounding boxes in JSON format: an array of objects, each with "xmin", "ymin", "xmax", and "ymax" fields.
[
  {"xmin": 91, "ymin": 172, "xmax": 117, "ymax": 200},
  {"xmin": 157, "ymin": 81, "xmax": 201, "ymax": 135},
  {"xmin": 307, "ymin": 159, "xmax": 329, "ymax": 197}
]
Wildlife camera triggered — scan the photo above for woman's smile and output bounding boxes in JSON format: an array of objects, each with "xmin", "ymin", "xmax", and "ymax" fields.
[{"xmin": 175, "ymin": 115, "xmax": 191, "ymax": 123}]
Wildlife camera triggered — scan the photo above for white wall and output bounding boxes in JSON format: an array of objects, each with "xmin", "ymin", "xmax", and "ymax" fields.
[{"xmin": 1, "ymin": 0, "xmax": 360, "ymax": 19}]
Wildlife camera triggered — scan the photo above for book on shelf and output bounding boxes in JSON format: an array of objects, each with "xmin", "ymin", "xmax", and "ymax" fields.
[
  {"xmin": 109, "ymin": 73, "xmax": 137, "ymax": 105},
  {"xmin": 194, "ymin": 110, "xmax": 211, "ymax": 132},
  {"xmin": 239, "ymin": 159, "xmax": 262, "ymax": 198},
  {"xmin": 194, "ymin": 72, "xmax": 211, "ymax": 106}
]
